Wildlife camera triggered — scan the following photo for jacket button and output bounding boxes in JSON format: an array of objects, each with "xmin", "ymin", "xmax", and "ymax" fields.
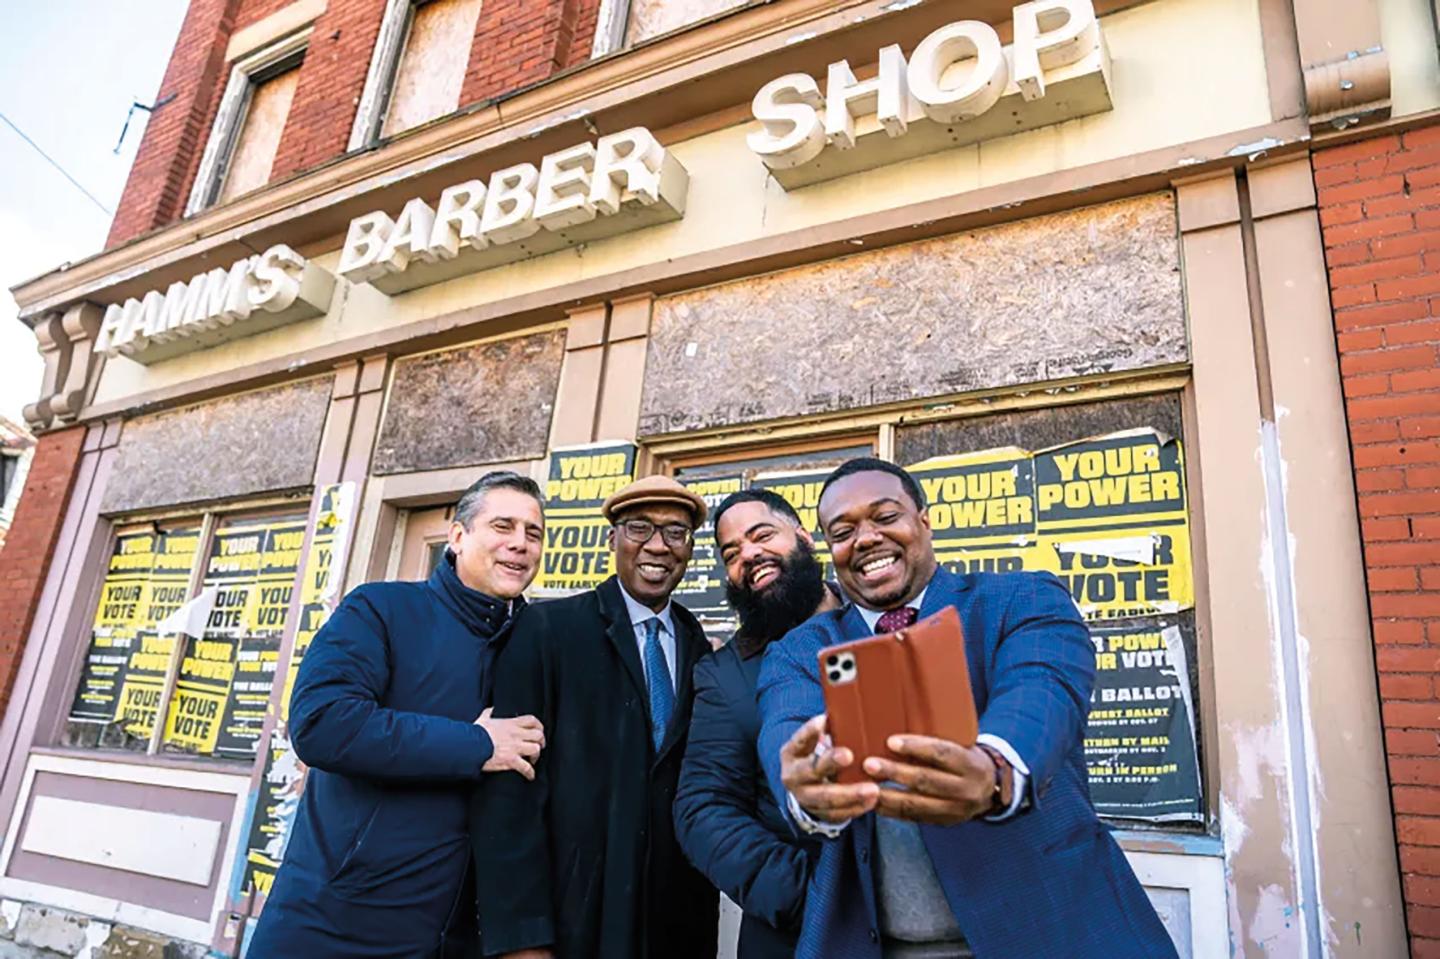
[
  {"xmin": 859, "ymin": 848, "xmax": 869, "ymax": 864},
  {"xmin": 869, "ymin": 929, "xmax": 879, "ymax": 944}
]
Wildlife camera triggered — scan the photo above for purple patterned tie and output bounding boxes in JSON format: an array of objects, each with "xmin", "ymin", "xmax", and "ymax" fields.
[{"xmin": 875, "ymin": 606, "xmax": 918, "ymax": 635}]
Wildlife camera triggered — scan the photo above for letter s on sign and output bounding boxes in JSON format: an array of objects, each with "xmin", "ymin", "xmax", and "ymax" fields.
[
  {"xmin": 250, "ymin": 245, "xmax": 305, "ymax": 313},
  {"xmin": 747, "ymin": 73, "xmax": 826, "ymax": 170}
]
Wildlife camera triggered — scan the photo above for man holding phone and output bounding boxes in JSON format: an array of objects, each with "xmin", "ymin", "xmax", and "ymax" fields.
[{"xmin": 757, "ymin": 458, "xmax": 1175, "ymax": 959}]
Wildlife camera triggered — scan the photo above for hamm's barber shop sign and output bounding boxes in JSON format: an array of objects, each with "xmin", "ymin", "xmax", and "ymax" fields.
[
  {"xmin": 96, "ymin": 245, "xmax": 335, "ymax": 365},
  {"xmin": 338, "ymin": 127, "xmax": 688, "ymax": 295},
  {"xmin": 748, "ymin": 0, "xmax": 1112, "ymax": 188}
]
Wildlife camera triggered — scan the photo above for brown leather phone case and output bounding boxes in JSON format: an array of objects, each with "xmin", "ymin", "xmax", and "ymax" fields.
[{"xmin": 818, "ymin": 606, "xmax": 979, "ymax": 785}]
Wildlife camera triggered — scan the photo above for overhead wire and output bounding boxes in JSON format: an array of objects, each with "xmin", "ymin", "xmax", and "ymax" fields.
[{"xmin": 0, "ymin": 111, "xmax": 113, "ymax": 216}]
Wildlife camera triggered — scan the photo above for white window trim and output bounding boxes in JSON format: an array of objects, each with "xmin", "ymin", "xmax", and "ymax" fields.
[
  {"xmin": 590, "ymin": 0, "xmax": 632, "ymax": 58},
  {"xmin": 347, "ymin": 0, "xmax": 416, "ymax": 150},
  {"xmin": 185, "ymin": 28, "xmax": 312, "ymax": 216}
]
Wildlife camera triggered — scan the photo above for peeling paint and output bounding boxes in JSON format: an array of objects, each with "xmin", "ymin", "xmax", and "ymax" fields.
[
  {"xmin": 1227, "ymin": 136, "xmax": 1287, "ymax": 161},
  {"xmin": 881, "ymin": 0, "xmax": 925, "ymax": 9},
  {"xmin": 784, "ymin": 30, "xmax": 818, "ymax": 45},
  {"xmin": 523, "ymin": 107, "xmax": 592, "ymax": 138}
]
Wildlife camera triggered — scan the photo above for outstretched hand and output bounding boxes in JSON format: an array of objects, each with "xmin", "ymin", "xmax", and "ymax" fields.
[{"xmin": 779, "ymin": 714, "xmax": 879, "ymax": 823}]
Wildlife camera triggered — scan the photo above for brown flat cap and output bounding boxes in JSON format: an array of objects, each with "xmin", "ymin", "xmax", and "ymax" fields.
[{"xmin": 602, "ymin": 474, "xmax": 708, "ymax": 526}]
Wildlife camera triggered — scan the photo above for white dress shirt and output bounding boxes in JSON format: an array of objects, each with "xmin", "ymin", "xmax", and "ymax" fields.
[
  {"xmin": 788, "ymin": 582, "xmax": 1031, "ymax": 835},
  {"xmin": 618, "ymin": 583, "xmax": 678, "ymax": 690}
]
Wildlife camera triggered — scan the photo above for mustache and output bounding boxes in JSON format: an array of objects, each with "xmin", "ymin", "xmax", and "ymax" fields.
[{"xmin": 725, "ymin": 540, "xmax": 826, "ymax": 648}]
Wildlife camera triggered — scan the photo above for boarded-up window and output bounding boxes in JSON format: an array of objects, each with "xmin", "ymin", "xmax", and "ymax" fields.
[
  {"xmin": 219, "ymin": 62, "xmax": 301, "ymax": 203},
  {"xmin": 626, "ymin": 0, "xmax": 748, "ymax": 45},
  {"xmin": 381, "ymin": 0, "xmax": 485, "ymax": 138}
]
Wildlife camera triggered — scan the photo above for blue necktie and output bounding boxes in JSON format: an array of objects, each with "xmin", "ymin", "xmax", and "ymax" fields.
[{"xmin": 643, "ymin": 618, "xmax": 674, "ymax": 751}]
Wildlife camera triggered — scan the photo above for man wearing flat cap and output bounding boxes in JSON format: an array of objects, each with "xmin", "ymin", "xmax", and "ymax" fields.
[{"xmin": 472, "ymin": 475, "xmax": 719, "ymax": 959}]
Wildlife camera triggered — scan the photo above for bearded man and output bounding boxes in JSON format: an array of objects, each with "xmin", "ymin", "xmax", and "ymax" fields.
[{"xmin": 674, "ymin": 488, "xmax": 840, "ymax": 958}]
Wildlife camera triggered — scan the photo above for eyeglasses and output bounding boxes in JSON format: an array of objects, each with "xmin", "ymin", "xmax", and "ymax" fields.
[{"xmin": 618, "ymin": 519, "xmax": 694, "ymax": 548}]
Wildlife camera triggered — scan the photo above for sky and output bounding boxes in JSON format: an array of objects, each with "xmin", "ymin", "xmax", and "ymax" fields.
[{"xmin": 0, "ymin": 1, "xmax": 188, "ymax": 427}]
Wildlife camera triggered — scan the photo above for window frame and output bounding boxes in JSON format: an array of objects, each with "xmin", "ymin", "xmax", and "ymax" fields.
[
  {"xmin": 185, "ymin": 29, "xmax": 311, "ymax": 215},
  {"xmin": 60, "ymin": 494, "xmax": 311, "ymax": 768},
  {"xmin": 348, "ymin": 0, "xmax": 418, "ymax": 150}
]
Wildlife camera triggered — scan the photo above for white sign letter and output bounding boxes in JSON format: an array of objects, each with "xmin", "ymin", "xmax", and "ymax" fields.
[
  {"xmin": 589, "ymin": 128, "xmax": 669, "ymax": 214},
  {"xmin": 535, "ymin": 142, "xmax": 598, "ymax": 231},
  {"xmin": 825, "ymin": 45, "xmax": 911, "ymax": 150},
  {"xmin": 907, "ymin": 21, "xmax": 1008, "ymax": 124},
  {"xmin": 251, "ymin": 245, "xmax": 306, "ymax": 313},
  {"xmin": 338, "ymin": 211, "xmax": 396, "ymax": 283},
  {"xmin": 428, "ymin": 180, "xmax": 488, "ymax": 259},
  {"xmin": 1012, "ymin": 0, "xmax": 1100, "ymax": 101},
  {"xmin": 378, "ymin": 198, "xmax": 439, "ymax": 272},
  {"xmin": 480, "ymin": 163, "xmax": 541, "ymax": 244},
  {"xmin": 747, "ymin": 74, "xmax": 826, "ymax": 170}
]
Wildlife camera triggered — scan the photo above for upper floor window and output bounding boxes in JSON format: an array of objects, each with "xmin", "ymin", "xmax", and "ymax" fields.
[
  {"xmin": 592, "ymin": 0, "xmax": 749, "ymax": 56},
  {"xmin": 0, "ymin": 453, "xmax": 17, "ymax": 508},
  {"xmin": 187, "ymin": 31, "xmax": 308, "ymax": 213},
  {"xmin": 351, "ymin": 0, "xmax": 485, "ymax": 148}
]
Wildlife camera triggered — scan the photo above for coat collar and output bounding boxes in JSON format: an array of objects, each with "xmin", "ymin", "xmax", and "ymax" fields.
[{"xmin": 426, "ymin": 550, "xmax": 519, "ymax": 639}]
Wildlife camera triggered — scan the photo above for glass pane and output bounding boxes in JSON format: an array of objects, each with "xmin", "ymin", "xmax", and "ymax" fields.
[
  {"xmin": 381, "ymin": 0, "xmax": 484, "ymax": 138},
  {"xmin": 219, "ymin": 63, "xmax": 301, "ymax": 203},
  {"xmin": 64, "ymin": 522, "xmax": 203, "ymax": 751},
  {"xmin": 425, "ymin": 540, "xmax": 449, "ymax": 577},
  {"xmin": 163, "ymin": 511, "xmax": 307, "ymax": 760}
]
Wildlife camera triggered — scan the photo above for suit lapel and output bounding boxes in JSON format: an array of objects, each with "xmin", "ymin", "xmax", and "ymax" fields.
[
  {"xmin": 840, "ymin": 603, "xmax": 870, "ymax": 639},
  {"xmin": 918, "ymin": 565, "xmax": 969, "ymax": 619},
  {"xmin": 598, "ymin": 578, "xmax": 650, "ymax": 706}
]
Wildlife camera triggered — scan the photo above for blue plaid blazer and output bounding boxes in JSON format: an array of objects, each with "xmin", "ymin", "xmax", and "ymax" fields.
[{"xmin": 757, "ymin": 568, "xmax": 1178, "ymax": 959}]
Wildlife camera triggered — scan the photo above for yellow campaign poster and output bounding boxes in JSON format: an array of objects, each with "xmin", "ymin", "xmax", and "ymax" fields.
[
  {"xmin": 115, "ymin": 526, "xmax": 202, "ymax": 738},
  {"xmin": 533, "ymin": 443, "xmax": 636, "ymax": 592},
  {"xmin": 279, "ymin": 485, "xmax": 352, "ymax": 721},
  {"xmin": 750, "ymin": 469, "xmax": 835, "ymax": 581},
  {"xmin": 909, "ymin": 448, "xmax": 1039, "ymax": 577},
  {"xmin": 904, "ymin": 428, "xmax": 1194, "ymax": 622},
  {"xmin": 1033, "ymin": 429, "xmax": 1193, "ymax": 620},
  {"xmin": 244, "ymin": 483, "xmax": 357, "ymax": 899},
  {"xmin": 673, "ymin": 474, "xmax": 744, "ymax": 641},
  {"xmin": 218, "ymin": 519, "xmax": 306, "ymax": 759},
  {"xmin": 68, "ymin": 532, "xmax": 157, "ymax": 723},
  {"xmin": 165, "ymin": 521, "xmax": 271, "ymax": 754}
]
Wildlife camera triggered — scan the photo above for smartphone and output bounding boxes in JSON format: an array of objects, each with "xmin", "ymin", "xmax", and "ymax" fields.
[{"xmin": 817, "ymin": 605, "xmax": 979, "ymax": 784}]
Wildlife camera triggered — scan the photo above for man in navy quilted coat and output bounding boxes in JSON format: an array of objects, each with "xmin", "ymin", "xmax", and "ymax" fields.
[{"xmin": 249, "ymin": 471, "xmax": 548, "ymax": 958}]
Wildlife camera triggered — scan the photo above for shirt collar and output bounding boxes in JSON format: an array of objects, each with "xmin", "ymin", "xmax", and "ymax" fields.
[
  {"xmin": 617, "ymin": 581, "xmax": 675, "ymax": 636},
  {"xmin": 854, "ymin": 578, "xmax": 932, "ymax": 633}
]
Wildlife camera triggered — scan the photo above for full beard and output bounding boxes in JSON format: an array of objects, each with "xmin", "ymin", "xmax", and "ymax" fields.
[{"xmin": 726, "ymin": 540, "xmax": 827, "ymax": 651}]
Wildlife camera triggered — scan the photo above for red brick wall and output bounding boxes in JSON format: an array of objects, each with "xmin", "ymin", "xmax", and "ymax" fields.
[
  {"xmin": 461, "ymin": 0, "xmax": 585, "ymax": 104},
  {"xmin": 270, "ymin": 0, "xmax": 391, "ymax": 179},
  {"xmin": 1315, "ymin": 125, "xmax": 1440, "ymax": 956},
  {"xmin": 107, "ymin": 0, "xmax": 242, "ymax": 248},
  {"xmin": 0, "ymin": 429, "xmax": 85, "ymax": 715}
]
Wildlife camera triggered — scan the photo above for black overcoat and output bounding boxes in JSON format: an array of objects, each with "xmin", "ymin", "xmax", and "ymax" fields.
[{"xmin": 472, "ymin": 576, "xmax": 719, "ymax": 959}]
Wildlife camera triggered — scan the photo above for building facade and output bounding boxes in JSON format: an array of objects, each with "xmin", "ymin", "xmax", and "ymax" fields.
[{"xmin": 3, "ymin": 0, "xmax": 1437, "ymax": 955}]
